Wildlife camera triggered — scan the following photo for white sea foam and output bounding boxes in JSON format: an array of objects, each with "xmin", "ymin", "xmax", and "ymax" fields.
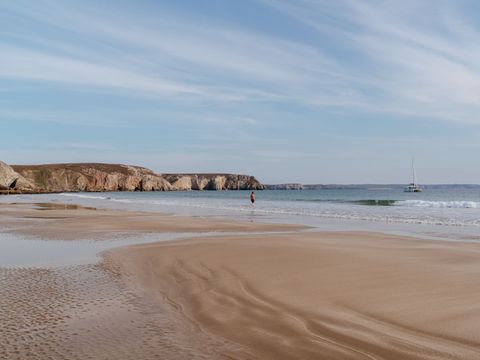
[
  {"xmin": 59, "ymin": 193, "xmax": 108, "ymax": 200},
  {"xmin": 395, "ymin": 200, "xmax": 479, "ymax": 208}
]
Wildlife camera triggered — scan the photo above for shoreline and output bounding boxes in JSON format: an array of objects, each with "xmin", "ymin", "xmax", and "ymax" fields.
[
  {"xmin": 1, "ymin": 202, "xmax": 480, "ymax": 358},
  {"xmin": 3, "ymin": 191, "xmax": 480, "ymax": 244}
]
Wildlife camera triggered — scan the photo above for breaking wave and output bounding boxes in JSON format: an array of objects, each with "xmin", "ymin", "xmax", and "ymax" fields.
[
  {"xmin": 351, "ymin": 200, "xmax": 397, "ymax": 206},
  {"xmin": 350, "ymin": 199, "xmax": 480, "ymax": 208},
  {"xmin": 59, "ymin": 193, "xmax": 108, "ymax": 200},
  {"xmin": 394, "ymin": 200, "xmax": 479, "ymax": 209}
]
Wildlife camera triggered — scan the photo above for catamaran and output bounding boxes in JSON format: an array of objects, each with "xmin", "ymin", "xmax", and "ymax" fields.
[{"xmin": 404, "ymin": 158, "xmax": 422, "ymax": 192}]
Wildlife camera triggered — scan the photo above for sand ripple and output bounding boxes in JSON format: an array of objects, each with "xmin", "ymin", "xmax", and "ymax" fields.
[{"xmin": 0, "ymin": 262, "xmax": 230, "ymax": 359}]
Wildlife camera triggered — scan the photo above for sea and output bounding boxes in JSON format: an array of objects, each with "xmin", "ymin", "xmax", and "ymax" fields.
[{"xmin": 2, "ymin": 188, "xmax": 480, "ymax": 243}]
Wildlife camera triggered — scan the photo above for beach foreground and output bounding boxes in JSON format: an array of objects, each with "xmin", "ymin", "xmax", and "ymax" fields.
[
  {"xmin": 112, "ymin": 232, "xmax": 480, "ymax": 359},
  {"xmin": 1, "ymin": 204, "xmax": 480, "ymax": 359}
]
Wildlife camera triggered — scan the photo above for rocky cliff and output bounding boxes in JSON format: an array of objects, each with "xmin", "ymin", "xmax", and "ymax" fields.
[
  {"xmin": 12, "ymin": 163, "xmax": 172, "ymax": 193},
  {"xmin": 4, "ymin": 162, "xmax": 264, "ymax": 193},
  {"xmin": 163, "ymin": 174, "xmax": 265, "ymax": 191},
  {"xmin": 0, "ymin": 161, "xmax": 35, "ymax": 193}
]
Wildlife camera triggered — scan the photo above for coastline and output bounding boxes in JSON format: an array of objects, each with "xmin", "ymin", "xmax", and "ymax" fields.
[
  {"xmin": 4, "ymin": 190, "xmax": 480, "ymax": 243},
  {"xmin": 1, "ymin": 202, "xmax": 480, "ymax": 359}
]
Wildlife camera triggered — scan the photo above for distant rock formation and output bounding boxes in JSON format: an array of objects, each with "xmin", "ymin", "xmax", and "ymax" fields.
[
  {"xmin": 0, "ymin": 161, "xmax": 35, "ymax": 193},
  {"xmin": 163, "ymin": 174, "xmax": 265, "ymax": 191},
  {"xmin": 2, "ymin": 162, "xmax": 264, "ymax": 193},
  {"xmin": 266, "ymin": 183, "xmax": 305, "ymax": 190}
]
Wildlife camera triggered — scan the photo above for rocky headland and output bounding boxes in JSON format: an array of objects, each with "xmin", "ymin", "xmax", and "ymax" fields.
[
  {"xmin": 0, "ymin": 161, "xmax": 35, "ymax": 193},
  {"xmin": 0, "ymin": 161, "xmax": 264, "ymax": 194},
  {"xmin": 265, "ymin": 183, "xmax": 305, "ymax": 190}
]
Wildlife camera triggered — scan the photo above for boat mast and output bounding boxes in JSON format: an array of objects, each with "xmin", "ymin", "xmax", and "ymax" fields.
[{"xmin": 412, "ymin": 158, "xmax": 416, "ymax": 186}]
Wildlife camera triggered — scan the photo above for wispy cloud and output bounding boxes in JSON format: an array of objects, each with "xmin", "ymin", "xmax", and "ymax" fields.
[
  {"xmin": 261, "ymin": 0, "xmax": 480, "ymax": 124},
  {"xmin": 3, "ymin": 0, "xmax": 480, "ymax": 124},
  {"xmin": 0, "ymin": 0, "xmax": 363, "ymax": 105},
  {"xmin": 0, "ymin": 45, "xmax": 206, "ymax": 98}
]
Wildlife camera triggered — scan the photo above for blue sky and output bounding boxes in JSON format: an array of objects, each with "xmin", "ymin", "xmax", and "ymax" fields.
[{"xmin": 2, "ymin": 0, "xmax": 480, "ymax": 184}]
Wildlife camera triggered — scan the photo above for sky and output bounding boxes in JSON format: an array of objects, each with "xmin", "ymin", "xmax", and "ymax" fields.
[{"xmin": 1, "ymin": 0, "xmax": 480, "ymax": 184}]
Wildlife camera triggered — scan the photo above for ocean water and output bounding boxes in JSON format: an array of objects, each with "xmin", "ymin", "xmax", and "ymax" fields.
[{"xmin": 2, "ymin": 188, "xmax": 480, "ymax": 241}]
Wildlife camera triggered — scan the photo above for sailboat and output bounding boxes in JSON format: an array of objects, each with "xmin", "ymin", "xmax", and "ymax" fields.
[{"xmin": 404, "ymin": 158, "xmax": 422, "ymax": 192}]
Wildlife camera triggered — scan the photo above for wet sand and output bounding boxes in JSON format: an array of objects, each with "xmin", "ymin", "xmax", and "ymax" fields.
[
  {"xmin": 2, "ymin": 203, "xmax": 480, "ymax": 359},
  {"xmin": 0, "ymin": 203, "xmax": 302, "ymax": 359},
  {"xmin": 111, "ymin": 233, "xmax": 480, "ymax": 359},
  {"xmin": 0, "ymin": 202, "xmax": 302, "ymax": 240}
]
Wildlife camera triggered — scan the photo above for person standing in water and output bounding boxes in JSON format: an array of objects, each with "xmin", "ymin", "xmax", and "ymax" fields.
[{"xmin": 250, "ymin": 191, "xmax": 255, "ymax": 208}]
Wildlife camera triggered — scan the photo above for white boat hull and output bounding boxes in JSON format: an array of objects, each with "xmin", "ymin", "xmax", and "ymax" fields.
[
  {"xmin": 404, "ymin": 184, "xmax": 422, "ymax": 192},
  {"xmin": 405, "ymin": 159, "xmax": 422, "ymax": 192}
]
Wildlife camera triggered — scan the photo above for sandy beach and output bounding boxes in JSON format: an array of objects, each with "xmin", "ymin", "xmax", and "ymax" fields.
[
  {"xmin": 2, "ymin": 203, "xmax": 480, "ymax": 359},
  {"xmin": 5, "ymin": 0, "xmax": 480, "ymax": 358}
]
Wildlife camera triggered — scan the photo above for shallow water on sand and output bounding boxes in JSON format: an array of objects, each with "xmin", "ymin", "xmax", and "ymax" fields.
[
  {"xmin": 0, "ymin": 229, "xmax": 288, "ymax": 268},
  {"xmin": 0, "ymin": 231, "xmax": 198, "ymax": 267}
]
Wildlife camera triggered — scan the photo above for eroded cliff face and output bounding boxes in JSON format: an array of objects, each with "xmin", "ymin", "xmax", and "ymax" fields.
[
  {"xmin": 0, "ymin": 161, "xmax": 35, "ymax": 192},
  {"xmin": 12, "ymin": 163, "xmax": 172, "ymax": 193},
  {"xmin": 163, "ymin": 174, "xmax": 265, "ymax": 191},
  {"xmin": 6, "ymin": 163, "xmax": 264, "ymax": 193}
]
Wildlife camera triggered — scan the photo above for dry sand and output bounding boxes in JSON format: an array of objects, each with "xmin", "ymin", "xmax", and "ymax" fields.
[{"xmin": 2, "ymin": 203, "xmax": 480, "ymax": 359}]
